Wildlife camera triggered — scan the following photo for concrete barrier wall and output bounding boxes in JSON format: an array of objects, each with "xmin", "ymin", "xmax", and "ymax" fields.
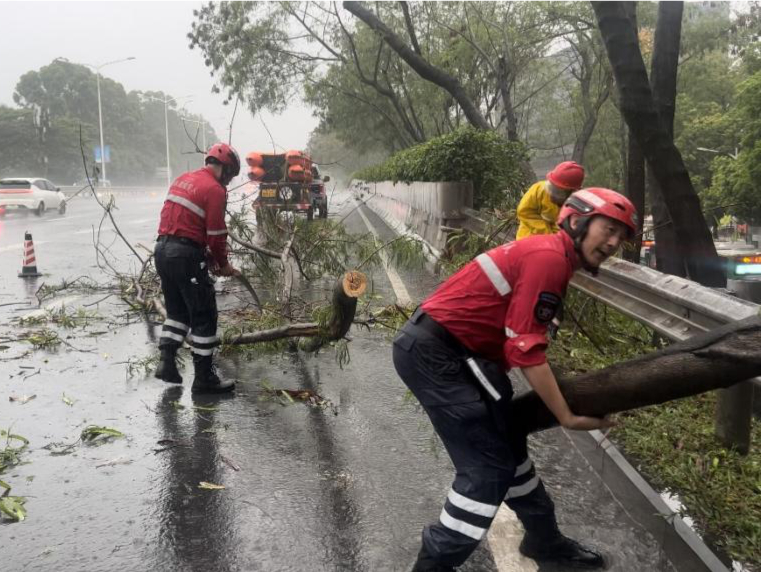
[{"xmin": 352, "ymin": 180, "xmax": 472, "ymax": 255}]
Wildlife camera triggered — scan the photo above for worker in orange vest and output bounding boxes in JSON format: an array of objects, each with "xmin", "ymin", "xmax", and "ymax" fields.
[{"xmin": 516, "ymin": 161, "xmax": 585, "ymax": 240}]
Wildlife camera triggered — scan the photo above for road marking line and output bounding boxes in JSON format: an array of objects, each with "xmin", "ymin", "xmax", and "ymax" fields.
[
  {"xmin": 487, "ymin": 505, "xmax": 538, "ymax": 571},
  {"xmin": 353, "ymin": 200, "xmax": 411, "ymax": 305}
]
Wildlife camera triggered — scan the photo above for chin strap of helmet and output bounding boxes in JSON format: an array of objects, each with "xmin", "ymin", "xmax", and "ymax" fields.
[
  {"xmin": 221, "ymin": 165, "xmax": 236, "ymax": 185},
  {"xmin": 561, "ymin": 216, "xmax": 598, "ymax": 275}
]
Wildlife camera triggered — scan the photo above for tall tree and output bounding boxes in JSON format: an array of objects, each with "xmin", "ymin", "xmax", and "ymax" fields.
[
  {"xmin": 648, "ymin": 1, "xmax": 687, "ymax": 277},
  {"xmin": 621, "ymin": 2, "xmax": 645, "ymax": 264},
  {"xmin": 592, "ymin": 1, "xmax": 725, "ymax": 287}
]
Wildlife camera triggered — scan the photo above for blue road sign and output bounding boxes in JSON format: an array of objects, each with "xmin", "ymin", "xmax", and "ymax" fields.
[{"xmin": 94, "ymin": 145, "xmax": 111, "ymax": 163}]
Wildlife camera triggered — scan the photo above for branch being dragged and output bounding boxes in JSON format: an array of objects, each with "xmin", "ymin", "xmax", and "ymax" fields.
[{"xmin": 225, "ymin": 271, "xmax": 367, "ymax": 350}]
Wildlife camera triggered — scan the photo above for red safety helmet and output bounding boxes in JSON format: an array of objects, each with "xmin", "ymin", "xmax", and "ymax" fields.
[
  {"xmin": 558, "ymin": 187, "xmax": 638, "ymax": 239},
  {"xmin": 547, "ymin": 161, "xmax": 585, "ymax": 191},
  {"xmin": 205, "ymin": 143, "xmax": 241, "ymax": 178}
]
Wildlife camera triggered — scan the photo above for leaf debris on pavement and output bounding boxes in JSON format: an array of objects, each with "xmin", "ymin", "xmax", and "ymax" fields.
[
  {"xmin": 198, "ymin": 481, "xmax": 226, "ymax": 490},
  {"xmin": 9, "ymin": 394, "xmax": 36, "ymax": 404},
  {"xmin": 95, "ymin": 456, "xmax": 132, "ymax": 469},
  {"xmin": 153, "ymin": 439, "xmax": 191, "ymax": 454},
  {"xmin": 80, "ymin": 425, "xmax": 124, "ymax": 443},
  {"xmin": 220, "ymin": 455, "xmax": 241, "ymax": 471}
]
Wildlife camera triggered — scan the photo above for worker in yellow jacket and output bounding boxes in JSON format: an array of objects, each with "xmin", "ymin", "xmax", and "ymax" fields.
[{"xmin": 516, "ymin": 161, "xmax": 585, "ymax": 240}]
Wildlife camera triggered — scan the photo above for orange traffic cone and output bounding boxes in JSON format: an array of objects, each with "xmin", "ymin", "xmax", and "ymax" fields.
[{"xmin": 18, "ymin": 231, "xmax": 41, "ymax": 278}]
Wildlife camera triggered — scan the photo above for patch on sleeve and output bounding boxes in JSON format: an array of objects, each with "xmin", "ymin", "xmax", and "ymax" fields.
[{"xmin": 534, "ymin": 292, "xmax": 561, "ymax": 324}]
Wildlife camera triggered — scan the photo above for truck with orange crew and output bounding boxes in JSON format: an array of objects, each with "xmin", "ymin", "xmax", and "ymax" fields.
[{"xmin": 246, "ymin": 150, "xmax": 330, "ymax": 222}]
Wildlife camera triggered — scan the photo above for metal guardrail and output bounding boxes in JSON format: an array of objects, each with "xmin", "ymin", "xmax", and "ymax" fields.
[{"xmin": 571, "ymin": 258, "xmax": 759, "ymax": 341}]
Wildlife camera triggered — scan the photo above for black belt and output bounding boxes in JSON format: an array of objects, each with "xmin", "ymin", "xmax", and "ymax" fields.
[
  {"xmin": 409, "ymin": 307, "xmax": 467, "ymax": 355},
  {"xmin": 157, "ymin": 235, "xmax": 203, "ymax": 249}
]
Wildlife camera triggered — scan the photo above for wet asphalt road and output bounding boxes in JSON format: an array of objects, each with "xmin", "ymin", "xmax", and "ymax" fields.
[{"xmin": 0, "ymin": 190, "xmax": 675, "ymax": 572}]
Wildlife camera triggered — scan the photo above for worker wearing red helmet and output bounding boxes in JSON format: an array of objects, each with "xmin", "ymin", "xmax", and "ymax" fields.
[
  {"xmin": 516, "ymin": 161, "xmax": 585, "ymax": 240},
  {"xmin": 153, "ymin": 142, "xmax": 241, "ymax": 394},
  {"xmin": 394, "ymin": 188, "xmax": 637, "ymax": 571}
]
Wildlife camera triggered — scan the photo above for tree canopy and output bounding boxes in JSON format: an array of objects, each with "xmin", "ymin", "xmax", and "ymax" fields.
[{"xmin": 0, "ymin": 60, "xmax": 219, "ymax": 185}]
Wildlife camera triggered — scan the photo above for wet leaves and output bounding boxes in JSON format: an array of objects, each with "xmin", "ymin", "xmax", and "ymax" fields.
[
  {"xmin": 153, "ymin": 439, "xmax": 191, "ymax": 454},
  {"xmin": 95, "ymin": 456, "xmax": 132, "ymax": 469},
  {"xmin": 9, "ymin": 394, "xmax": 36, "ymax": 404},
  {"xmin": 80, "ymin": 425, "xmax": 124, "ymax": 443},
  {"xmin": 1, "ymin": 430, "xmax": 29, "ymax": 472},
  {"xmin": 1, "ymin": 431, "xmax": 29, "ymax": 523},
  {"xmin": 0, "ymin": 495, "xmax": 27, "ymax": 522},
  {"xmin": 192, "ymin": 404, "xmax": 219, "ymax": 412},
  {"xmin": 198, "ymin": 481, "xmax": 226, "ymax": 490},
  {"xmin": 259, "ymin": 380, "xmax": 336, "ymax": 412},
  {"xmin": 124, "ymin": 353, "xmax": 161, "ymax": 380},
  {"xmin": 220, "ymin": 455, "xmax": 240, "ymax": 471}
]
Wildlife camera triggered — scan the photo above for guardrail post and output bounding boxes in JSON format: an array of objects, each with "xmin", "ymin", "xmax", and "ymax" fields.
[
  {"xmin": 714, "ymin": 382, "xmax": 753, "ymax": 455},
  {"xmin": 715, "ymin": 278, "xmax": 761, "ymax": 455}
]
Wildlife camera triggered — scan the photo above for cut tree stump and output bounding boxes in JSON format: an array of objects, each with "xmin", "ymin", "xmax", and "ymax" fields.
[
  {"xmin": 512, "ymin": 315, "xmax": 761, "ymax": 434},
  {"xmin": 227, "ymin": 271, "xmax": 367, "ymax": 347}
]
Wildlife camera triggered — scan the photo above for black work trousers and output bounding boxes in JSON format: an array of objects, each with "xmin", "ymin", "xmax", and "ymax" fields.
[
  {"xmin": 154, "ymin": 238, "xmax": 219, "ymax": 358},
  {"xmin": 392, "ymin": 318, "xmax": 559, "ymax": 568}
]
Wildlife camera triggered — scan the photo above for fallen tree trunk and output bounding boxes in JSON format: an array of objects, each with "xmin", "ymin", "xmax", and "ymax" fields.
[
  {"xmin": 226, "ymin": 271, "xmax": 367, "ymax": 347},
  {"xmin": 513, "ymin": 316, "xmax": 761, "ymax": 434}
]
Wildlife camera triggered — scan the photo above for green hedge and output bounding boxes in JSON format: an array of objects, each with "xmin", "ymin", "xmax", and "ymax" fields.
[{"xmin": 353, "ymin": 127, "xmax": 532, "ymax": 209}]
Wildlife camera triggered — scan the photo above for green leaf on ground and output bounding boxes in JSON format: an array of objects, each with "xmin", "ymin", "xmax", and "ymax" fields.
[
  {"xmin": 80, "ymin": 426, "xmax": 124, "ymax": 442},
  {"xmin": 198, "ymin": 481, "xmax": 225, "ymax": 490},
  {"xmin": 0, "ymin": 496, "xmax": 27, "ymax": 521}
]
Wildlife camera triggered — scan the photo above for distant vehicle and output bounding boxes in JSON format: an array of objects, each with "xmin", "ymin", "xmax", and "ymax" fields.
[
  {"xmin": 0, "ymin": 177, "xmax": 67, "ymax": 216},
  {"xmin": 247, "ymin": 151, "xmax": 327, "ymax": 222},
  {"xmin": 715, "ymin": 242, "xmax": 761, "ymax": 280}
]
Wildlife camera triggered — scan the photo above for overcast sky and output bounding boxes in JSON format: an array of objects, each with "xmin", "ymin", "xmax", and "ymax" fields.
[{"xmin": 0, "ymin": 1, "xmax": 318, "ymax": 155}]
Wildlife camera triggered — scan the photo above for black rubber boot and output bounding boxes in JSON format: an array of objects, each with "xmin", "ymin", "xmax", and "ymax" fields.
[
  {"xmin": 519, "ymin": 534, "xmax": 605, "ymax": 569},
  {"xmin": 191, "ymin": 355, "xmax": 235, "ymax": 395},
  {"xmin": 154, "ymin": 347, "xmax": 182, "ymax": 384},
  {"xmin": 410, "ymin": 546, "xmax": 455, "ymax": 572}
]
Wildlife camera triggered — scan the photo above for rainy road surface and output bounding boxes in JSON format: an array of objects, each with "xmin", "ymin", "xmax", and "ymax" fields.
[{"xmin": 1, "ymin": 189, "xmax": 675, "ymax": 571}]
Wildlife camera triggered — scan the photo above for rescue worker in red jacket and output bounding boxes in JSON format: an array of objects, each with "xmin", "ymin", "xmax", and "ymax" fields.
[
  {"xmin": 153, "ymin": 143, "xmax": 241, "ymax": 394},
  {"xmin": 394, "ymin": 188, "xmax": 638, "ymax": 571}
]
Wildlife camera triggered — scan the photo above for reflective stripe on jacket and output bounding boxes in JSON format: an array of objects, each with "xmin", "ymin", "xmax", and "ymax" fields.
[
  {"xmin": 157, "ymin": 167, "xmax": 229, "ymax": 268},
  {"xmin": 516, "ymin": 180, "xmax": 560, "ymax": 240},
  {"xmin": 421, "ymin": 232, "xmax": 580, "ymax": 369}
]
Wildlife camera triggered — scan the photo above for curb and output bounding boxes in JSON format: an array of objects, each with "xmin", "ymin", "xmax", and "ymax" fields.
[
  {"xmin": 572, "ymin": 430, "xmax": 730, "ymax": 572},
  {"xmin": 353, "ymin": 192, "xmax": 442, "ymax": 273}
]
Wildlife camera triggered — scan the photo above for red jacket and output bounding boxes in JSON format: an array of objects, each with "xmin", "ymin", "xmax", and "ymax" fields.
[
  {"xmin": 157, "ymin": 167, "xmax": 229, "ymax": 269},
  {"xmin": 421, "ymin": 231, "xmax": 580, "ymax": 369}
]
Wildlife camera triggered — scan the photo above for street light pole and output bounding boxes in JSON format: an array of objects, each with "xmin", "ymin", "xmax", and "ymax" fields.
[
  {"xmin": 164, "ymin": 100, "xmax": 171, "ymax": 187},
  {"xmin": 95, "ymin": 72, "xmax": 106, "ymax": 183},
  {"xmin": 88, "ymin": 58, "xmax": 135, "ymax": 186},
  {"xmin": 147, "ymin": 95, "xmax": 193, "ymax": 187}
]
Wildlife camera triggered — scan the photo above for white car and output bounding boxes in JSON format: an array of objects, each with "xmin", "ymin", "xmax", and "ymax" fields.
[{"xmin": 0, "ymin": 177, "xmax": 67, "ymax": 216}]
